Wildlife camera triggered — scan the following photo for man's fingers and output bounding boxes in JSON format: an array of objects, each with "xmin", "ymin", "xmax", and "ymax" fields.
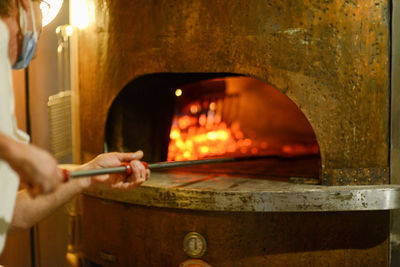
[
  {"xmin": 42, "ymin": 167, "xmax": 64, "ymax": 193},
  {"xmin": 115, "ymin": 151, "xmax": 144, "ymax": 162},
  {"xmin": 94, "ymin": 174, "xmax": 110, "ymax": 182},
  {"xmin": 56, "ymin": 168, "xmax": 65, "ymax": 183},
  {"xmin": 87, "ymin": 151, "xmax": 150, "ymax": 190},
  {"xmin": 130, "ymin": 160, "xmax": 146, "ymax": 182}
]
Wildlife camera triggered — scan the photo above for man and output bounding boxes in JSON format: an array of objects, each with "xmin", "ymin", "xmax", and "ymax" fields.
[{"xmin": 0, "ymin": 0, "xmax": 150, "ymax": 253}]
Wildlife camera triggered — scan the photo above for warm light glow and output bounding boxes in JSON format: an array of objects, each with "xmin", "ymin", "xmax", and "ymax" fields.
[
  {"xmin": 167, "ymin": 115, "xmax": 249, "ymax": 161},
  {"xmin": 41, "ymin": 0, "xmax": 64, "ymax": 27},
  {"xmin": 167, "ymin": 113, "xmax": 319, "ymax": 161},
  {"xmin": 66, "ymin": 25, "xmax": 73, "ymax": 36},
  {"xmin": 209, "ymin": 102, "xmax": 216, "ymax": 110},
  {"xmin": 166, "ymin": 88, "xmax": 320, "ymax": 161},
  {"xmin": 170, "ymin": 129, "xmax": 180, "ymax": 140},
  {"xmin": 70, "ymin": 0, "xmax": 95, "ymax": 29},
  {"xmin": 190, "ymin": 104, "xmax": 200, "ymax": 114},
  {"xmin": 175, "ymin": 89, "xmax": 183, "ymax": 97}
]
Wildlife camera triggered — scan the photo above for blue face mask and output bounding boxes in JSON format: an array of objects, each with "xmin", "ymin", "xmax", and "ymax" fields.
[{"xmin": 13, "ymin": 0, "xmax": 38, "ymax": 70}]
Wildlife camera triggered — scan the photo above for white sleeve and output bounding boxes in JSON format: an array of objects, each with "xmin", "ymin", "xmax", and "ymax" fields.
[
  {"xmin": 0, "ymin": 18, "xmax": 22, "ymax": 254},
  {"xmin": 0, "ymin": 162, "xmax": 20, "ymax": 253}
]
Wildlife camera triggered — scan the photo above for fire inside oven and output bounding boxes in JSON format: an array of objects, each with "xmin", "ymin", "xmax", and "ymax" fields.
[{"xmin": 105, "ymin": 74, "xmax": 320, "ymax": 181}]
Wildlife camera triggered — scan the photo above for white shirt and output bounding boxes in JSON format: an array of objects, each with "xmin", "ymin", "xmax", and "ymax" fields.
[{"xmin": 0, "ymin": 19, "xmax": 29, "ymax": 254}]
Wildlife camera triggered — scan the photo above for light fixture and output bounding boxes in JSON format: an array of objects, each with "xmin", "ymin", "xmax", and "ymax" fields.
[
  {"xmin": 175, "ymin": 89, "xmax": 183, "ymax": 97},
  {"xmin": 40, "ymin": 0, "xmax": 64, "ymax": 27},
  {"xmin": 65, "ymin": 25, "xmax": 73, "ymax": 36},
  {"xmin": 70, "ymin": 0, "xmax": 96, "ymax": 29}
]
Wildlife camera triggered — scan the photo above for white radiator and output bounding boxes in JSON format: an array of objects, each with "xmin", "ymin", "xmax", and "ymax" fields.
[
  {"xmin": 48, "ymin": 25, "xmax": 73, "ymax": 162},
  {"xmin": 48, "ymin": 90, "xmax": 72, "ymax": 162}
]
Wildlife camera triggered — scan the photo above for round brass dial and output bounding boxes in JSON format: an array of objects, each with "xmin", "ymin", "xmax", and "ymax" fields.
[{"xmin": 183, "ymin": 232, "xmax": 207, "ymax": 258}]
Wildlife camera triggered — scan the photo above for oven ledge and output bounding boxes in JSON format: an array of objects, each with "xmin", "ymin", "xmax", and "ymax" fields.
[{"xmin": 77, "ymin": 171, "xmax": 400, "ymax": 212}]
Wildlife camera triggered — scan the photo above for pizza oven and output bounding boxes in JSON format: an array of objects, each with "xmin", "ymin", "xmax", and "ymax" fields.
[{"xmin": 71, "ymin": 0, "xmax": 400, "ymax": 266}]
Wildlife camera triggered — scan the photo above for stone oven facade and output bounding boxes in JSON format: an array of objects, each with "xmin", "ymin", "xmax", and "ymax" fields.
[{"xmin": 74, "ymin": 1, "xmax": 395, "ymax": 266}]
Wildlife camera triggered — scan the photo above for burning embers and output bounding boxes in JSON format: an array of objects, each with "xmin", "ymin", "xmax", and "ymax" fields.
[
  {"xmin": 167, "ymin": 77, "xmax": 319, "ymax": 162},
  {"xmin": 168, "ymin": 114, "xmax": 255, "ymax": 161}
]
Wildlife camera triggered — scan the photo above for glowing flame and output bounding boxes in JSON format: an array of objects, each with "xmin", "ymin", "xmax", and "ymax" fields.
[
  {"xmin": 167, "ymin": 116, "xmax": 250, "ymax": 161},
  {"xmin": 167, "ymin": 101, "xmax": 319, "ymax": 161}
]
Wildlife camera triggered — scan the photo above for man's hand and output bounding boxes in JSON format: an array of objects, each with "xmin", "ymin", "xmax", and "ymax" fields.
[
  {"xmin": 77, "ymin": 151, "xmax": 150, "ymax": 190},
  {"xmin": 3, "ymin": 140, "xmax": 63, "ymax": 195}
]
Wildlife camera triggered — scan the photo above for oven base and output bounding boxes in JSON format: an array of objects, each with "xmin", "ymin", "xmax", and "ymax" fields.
[{"xmin": 80, "ymin": 195, "xmax": 389, "ymax": 267}]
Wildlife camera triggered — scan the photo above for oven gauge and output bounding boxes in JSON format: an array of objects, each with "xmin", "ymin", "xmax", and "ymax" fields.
[{"xmin": 183, "ymin": 232, "xmax": 207, "ymax": 258}]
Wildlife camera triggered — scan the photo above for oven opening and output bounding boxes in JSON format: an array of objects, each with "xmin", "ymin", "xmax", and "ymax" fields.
[{"xmin": 105, "ymin": 73, "xmax": 320, "ymax": 182}]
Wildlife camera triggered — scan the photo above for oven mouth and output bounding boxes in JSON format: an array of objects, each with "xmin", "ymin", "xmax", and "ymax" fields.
[{"xmin": 105, "ymin": 73, "xmax": 320, "ymax": 182}]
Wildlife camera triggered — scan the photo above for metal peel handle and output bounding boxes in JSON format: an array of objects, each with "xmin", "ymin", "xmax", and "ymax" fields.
[
  {"xmin": 63, "ymin": 162, "xmax": 135, "ymax": 182},
  {"xmin": 62, "ymin": 155, "xmax": 270, "ymax": 182}
]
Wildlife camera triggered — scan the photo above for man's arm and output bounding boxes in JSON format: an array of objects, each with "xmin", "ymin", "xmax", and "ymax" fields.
[
  {"xmin": 9, "ymin": 151, "xmax": 149, "ymax": 231},
  {"xmin": 0, "ymin": 133, "xmax": 63, "ymax": 194},
  {"xmin": 10, "ymin": 179, "xmax": 85, "ymax": 231}
]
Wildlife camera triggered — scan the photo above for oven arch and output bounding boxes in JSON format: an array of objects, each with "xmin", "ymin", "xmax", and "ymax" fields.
[{"xmin": 105, "ymin": 73, "xmax": 321, "ymax": 181}]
